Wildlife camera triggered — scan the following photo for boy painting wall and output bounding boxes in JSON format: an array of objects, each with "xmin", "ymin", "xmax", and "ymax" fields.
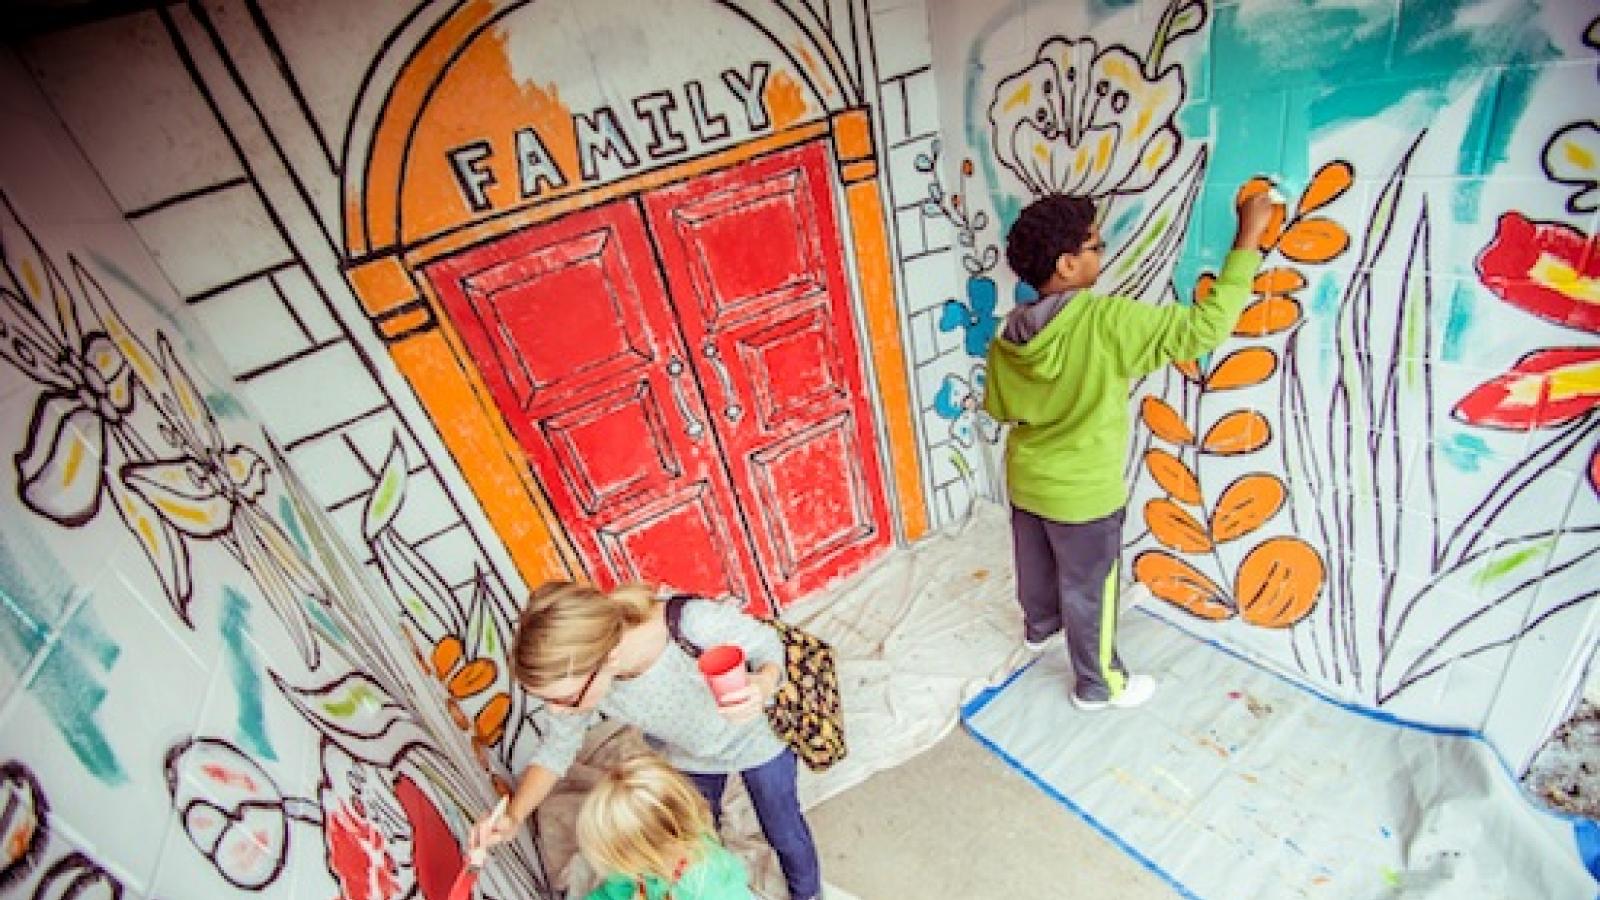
[{"xmin": 985, "ymin": 189, "xmax": 1275, "ymax": 708}]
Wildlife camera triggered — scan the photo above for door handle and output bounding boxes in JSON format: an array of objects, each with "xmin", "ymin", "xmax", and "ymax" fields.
[
  {"xmin": 702, "ymin": 342, "xmax": 744, "ymax": 424},
  {"xmin": 665, "ymin": 357, "xmax": 705, "ymax": 440}
]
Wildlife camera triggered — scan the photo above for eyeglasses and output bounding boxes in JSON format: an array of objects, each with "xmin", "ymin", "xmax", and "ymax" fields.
[{"xmin": 538, "ymin": 665, "xmax": 603, "ymax": 710}]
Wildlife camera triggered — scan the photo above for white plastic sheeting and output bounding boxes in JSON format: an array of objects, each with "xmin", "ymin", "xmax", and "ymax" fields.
[{"xmin": 963, "ymin": 609, "xmax": 1596, "ymax": 899}]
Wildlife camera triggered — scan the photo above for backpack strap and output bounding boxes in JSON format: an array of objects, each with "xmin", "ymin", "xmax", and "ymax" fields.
[{"xmin": 662, "ymin": 594, "xmax": 703, "ymax": 657}]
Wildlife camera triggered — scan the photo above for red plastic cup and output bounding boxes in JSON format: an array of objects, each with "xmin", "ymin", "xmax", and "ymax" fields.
[{"xmin": 698, "ymin": 644, "xmax": 748, "ymax": 703}]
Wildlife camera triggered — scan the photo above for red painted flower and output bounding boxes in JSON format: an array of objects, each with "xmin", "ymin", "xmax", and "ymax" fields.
[
  {"xmin": 327, "ymin": 798, "xmax": 401, "ymax": 900},
  {"xmin": 1454, "ymin": 347, "xmax": 1600, "ymax": 429},
  {"xmin": 1476, "ymin": 212, "xmax": 1600, "ymax": 333},
  {"xmin": 1462, "ymin": 213, "xmax": 1600, "ymax": 496}
]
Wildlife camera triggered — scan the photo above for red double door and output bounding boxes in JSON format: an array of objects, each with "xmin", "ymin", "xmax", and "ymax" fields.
[{"xmin": 426, "ymin": 143, "xmax": 891, "ymax": 615}]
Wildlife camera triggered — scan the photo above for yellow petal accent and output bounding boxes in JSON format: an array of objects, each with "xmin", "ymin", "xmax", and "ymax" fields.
[{"xmin": 1530, "ymin": 253, "xmax": 1600, "ymax": 304}]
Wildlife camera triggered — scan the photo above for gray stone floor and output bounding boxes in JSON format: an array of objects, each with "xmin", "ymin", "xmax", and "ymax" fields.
[{"xmin": 810, "ymin": 728, "xmax": 1179, "ymax": 899}]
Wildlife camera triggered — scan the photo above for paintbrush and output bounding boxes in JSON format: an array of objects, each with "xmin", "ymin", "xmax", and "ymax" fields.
[{"xmin": 446, "ymin": 795, "xmax": 509, "ymax": 900}]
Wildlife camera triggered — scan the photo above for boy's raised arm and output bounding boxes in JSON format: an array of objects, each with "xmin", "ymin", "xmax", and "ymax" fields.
[{"xmin": 1109, "ymin": 189, "xmax": 1276, "ymax": 376}]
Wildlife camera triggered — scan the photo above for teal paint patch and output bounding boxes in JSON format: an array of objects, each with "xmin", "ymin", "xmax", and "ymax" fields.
[
  {"xmin": 221, "ymin": 587, "xmax": 277, "ymax": 760},
  {"xmin": 1441, "ymin": 433, "xmax": 1491, "ymax": 473},
  {"xmin": 1442, "ymin": 282, "xmax": 1476, "ymax": 362},
  {"xmin": 1110, "ymin": 201, "xmax": 1145, "ymax": 246},
  {"xmin": 0, "ymin": 526, "xmax": 125, "ymax": 783},
  {"xmin": 204, "ymin": 391, "xmax": 250, "ymax": 420},
  {"xmin": 31, "ymin": 640, "xmax": 126, "ymax": 784},
  {"xmin": 1313, "ymin": 272, "xmax": 1343, "ymax": 320},
  {"xmin": 1456, "ymin": 66, "xmax": 1541, "ymax": 221},
  {"xmin": 278, "ymin": 496, "xmax": 311, "ymax": 559},
  {"xmin": 305, "ymin": 598, "xmax": 344, "ymax": 643},
  {"xmin": 1196, "ymin": 0, "xmax": 1557, "ymax": 265}
]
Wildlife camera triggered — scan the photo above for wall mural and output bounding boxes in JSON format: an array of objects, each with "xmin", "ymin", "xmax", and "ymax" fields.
[
  {"xmin": 0, "ymin": 191, "xmax": 546, "ymax": 896},
  {"xmin": 932, "ymin": 0, "xmax": 1600, "ymax": 766}
]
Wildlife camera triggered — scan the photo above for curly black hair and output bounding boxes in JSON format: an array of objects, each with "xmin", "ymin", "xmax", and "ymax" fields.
[{"xmin": 1004, "ymin": 194, "xmax": 1098, "ymax": 290}]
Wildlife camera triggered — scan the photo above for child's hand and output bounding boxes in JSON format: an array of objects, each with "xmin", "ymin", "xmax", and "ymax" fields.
[
  {"xmin": 1233, "ymin": 188, "xmax": 1278, "ymax": 250},
  {"xmin": 467, "ymin": 803, "xmax": 516, "ymax": 856},
  {"xmin": 714, "ymin": 683, "xmax": 766, "ymax": 724}
]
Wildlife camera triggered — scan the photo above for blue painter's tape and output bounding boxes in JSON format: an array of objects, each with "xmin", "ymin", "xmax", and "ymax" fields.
[
  {"xmin": 1576, "ymin": 819, "xmax": 1600, "ymax": 881},
  {"xmin": 961, "ymin": 717, "xmax": 1203, "ymax": 900}
]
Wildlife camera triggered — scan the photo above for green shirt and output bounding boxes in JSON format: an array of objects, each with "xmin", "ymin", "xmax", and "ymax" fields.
[
  {"xmin": 984, "ymin": 249, "xmax": 1262, "ymax": 523},
  {"xmin": 584, "ymin": 838, "xmax": 752, "ymax": 900}
]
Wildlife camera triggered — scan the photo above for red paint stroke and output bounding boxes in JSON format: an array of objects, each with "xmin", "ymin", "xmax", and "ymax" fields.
[
  {"xmin": 395, "ymin": 775, "xmax": 463, "ymax": 900},
  {"xmin": 1476, "ymin": 212, "xmax": 1600, "ymax": 334},
  {"xmin": 327, "ymin": 799, "xmax": 400, "ymax": 900},
  {"xmin": 201, "ymin": 763, "xmax": 258, "ymax": 792}
]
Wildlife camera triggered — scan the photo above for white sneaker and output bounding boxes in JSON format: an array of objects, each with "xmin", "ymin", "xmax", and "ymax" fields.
[{"xmin": 1071, "ymin": 673, "xmax": 1156, "ymax": 711}]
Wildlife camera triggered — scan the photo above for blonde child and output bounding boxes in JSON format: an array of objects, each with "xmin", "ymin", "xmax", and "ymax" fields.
[
  {"xmin": 469, "ymin": 581, "xmax": 820, "ymax": 900},
  {"xmin": 577, "ymin": 753, "xmax": 752, "ymax": 899}
]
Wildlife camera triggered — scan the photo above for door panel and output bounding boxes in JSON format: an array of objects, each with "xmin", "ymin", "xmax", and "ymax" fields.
[
  {"xmin": 424, "ymin": 201, "xmax": 766, "ymax": 611},
  {"xmin": 645, "ymin": 143, "xmax": 893, "ymax": 605}
]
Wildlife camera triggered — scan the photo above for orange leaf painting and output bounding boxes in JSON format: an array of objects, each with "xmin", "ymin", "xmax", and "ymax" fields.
[
  {"xmin": 1201, "ymin": 410, "xmax": 1271, "ymax": 455},
  {"xmin": 1210, "ymin": 474, "xmax": 1287, "ymax": 543},
  {"xmin": 448, "ymin": 658, "xmax": 498, "ymax": 698},
  {"xmin": 1205, "ymin": 347, "xmax": 1280, "ymax": 391},
  {"xmin": 1174, "ymin": 359, "xmax": 1202, "ymax": 382},
  {"xmin": 1194, "ymin": 272, "xmax": 1216, "ymax": 302},
  {"xmin": 1145, "ymin": 448, "xmax": 1202, "ymax": 505},
  {"xmin": 1234, "ymin": 295, "xmax": 1303, "ymax": 336},
  {"xmin": 1296, "ymin": 161, "xmax": 1354, "ymax": 217},
  {"xmin": 475, "ymin": 692, "xmax": 512, "ymax": 744},
  {"xmin": 432, "ymin": 636, "xmax": 464, "ymax": 679},
  {"xmin": 1142, "ymin": 396, "xmax": 1195, "ymax": 444},
  {"xmin": 1278, "ymin": 217, "xmax": 1349, "ymax": 263},
  {"xmin": 1133, "ymin": 551, "xmax": 1233, "ymax": 619},
  {"xmin": 1253, "ymin": 268, "xmax": 1306, "ymax": 295},
  {"xmin": 1235, "ymin": 537, "xmax": 1325, "ymax": 627},
  {"xmin": 1145, "ymin": 498, "xmax": 1213, "ymax": 552}
]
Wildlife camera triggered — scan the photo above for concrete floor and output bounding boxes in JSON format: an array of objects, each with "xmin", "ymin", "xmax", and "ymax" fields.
[{"xmin": 809, "ymin": 727, "xmax": 1178, "ymax": 899}]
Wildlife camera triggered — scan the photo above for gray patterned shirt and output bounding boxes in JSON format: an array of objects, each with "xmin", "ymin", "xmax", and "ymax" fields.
[{"xmin": 514, "ymin": 600, "xmax": 786, "ymax": 776}]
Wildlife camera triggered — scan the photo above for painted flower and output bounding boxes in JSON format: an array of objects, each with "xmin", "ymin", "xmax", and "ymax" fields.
[
  {"xmin": 125, "ymin": 334, "xmax": 327, "ymax": 664},
  {"xmin": 1477, "ymin": 212, "xmax": 1600, "ymax": 332},
  {"xmin": 164, "ymin": 738, "xmax": 292, "ymax": 890},
  {"xmin": 934, "ymin": 365, "xmax": 1000, "ymax": 448},
  {"xmin": 988, "ymin": 36, "xmax": 1185, "ymax": 199},
  {"xmin": 1, "ymin": 199, "xmax": 140, "ymax": 528},
  {"xmin": 1458, "ymin": 212, "xmax": 1600, "ymax": 494},
  {"xmin": 938, "ymin": 276, "xmax": 1000, "ymax": 357}
]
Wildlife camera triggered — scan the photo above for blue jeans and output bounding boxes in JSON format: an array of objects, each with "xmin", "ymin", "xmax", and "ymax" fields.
[{"xmin": 687, "ymin": 749, "xmax": 821, "ymax": 900}]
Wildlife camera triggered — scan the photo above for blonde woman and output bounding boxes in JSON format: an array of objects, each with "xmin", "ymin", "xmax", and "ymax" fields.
[
  {"xmin": 469, "ymin": 581, "xmax": 821, "ymax": 900},
  {"xmin": 578, "ymin": 753, "xmax": 752, "ymax": 899}
]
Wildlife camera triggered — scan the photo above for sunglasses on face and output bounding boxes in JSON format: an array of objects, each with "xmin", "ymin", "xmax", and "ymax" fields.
[
  {"xmin": 1080, "ymin": 240, "xmax": 1107, "ymax": 254},
  {"xmin": 539, "ymin": 665, "xmax": 603, "ymax": 710}
]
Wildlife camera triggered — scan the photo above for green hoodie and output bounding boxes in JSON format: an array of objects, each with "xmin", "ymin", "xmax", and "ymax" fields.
[
  {"xmin": 584, "ymin": 837, "xmax": 752, "ymax": 900},
  {"xmin": 984, "ymin": 249, "xmax": 1262, "ymax": 523}
]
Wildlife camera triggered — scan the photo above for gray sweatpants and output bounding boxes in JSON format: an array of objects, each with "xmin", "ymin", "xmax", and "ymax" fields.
[{"xmin": 1010, "ymin": 504, "xmax": 1128, "ymax": 702}]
